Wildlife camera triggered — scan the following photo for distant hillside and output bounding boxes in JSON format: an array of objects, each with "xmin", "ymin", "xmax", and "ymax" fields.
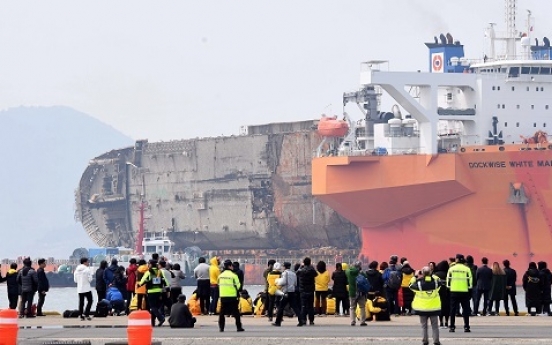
[{"xmin": 0, "ymin": 106, "xmax": 134, "ymax": 259}]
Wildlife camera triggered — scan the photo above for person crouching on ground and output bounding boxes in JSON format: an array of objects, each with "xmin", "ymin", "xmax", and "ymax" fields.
[
  {"xmin": 169, "ymin": 294, "xmax": 196, "ymax": 328},
  {"xmin": 106, "ymin": 286, "xmax": 125, "ymax": 316},
  {"xmin": 410, "ymin": 266, "xmax": 442, "ymax": 345}
]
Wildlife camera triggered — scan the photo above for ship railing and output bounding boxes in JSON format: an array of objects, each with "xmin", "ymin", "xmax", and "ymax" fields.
[
  {"xmin": 383, "ymin": 130, "xmax": 420, "ymax": 138},
  {"xmin": 237, "ymin": 255, "xmax": 360, "ymax": 266}
]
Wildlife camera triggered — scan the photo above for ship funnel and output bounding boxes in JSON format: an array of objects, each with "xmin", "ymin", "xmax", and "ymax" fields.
[{"xmin": 392, "ymin": 105, "xmax": 402, "ymax": 119}]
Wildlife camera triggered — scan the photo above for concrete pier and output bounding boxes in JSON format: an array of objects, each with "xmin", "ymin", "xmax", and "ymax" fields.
[{"xmin": 16, "ymin": 313, "xmax": 552, "ymax": 345}]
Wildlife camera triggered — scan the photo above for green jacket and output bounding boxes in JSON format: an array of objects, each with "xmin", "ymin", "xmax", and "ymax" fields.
[
  {"xmin": 446, "ymin": 263, "xmax": 472, "ymax": 292},
  {"xmin": 410, "ymin": 276, "xmax": 441, "ymax": 315},
  {"xmin": 345, "ymin": 266, "xmax": 365, "ymax": 298},
  {"xmin": 218, "ymin": 269, "xmax": 241, "ymax": 298},
  {"xmin": 139, "ymin": 268, "xmax": 170, "ymax": 294}
]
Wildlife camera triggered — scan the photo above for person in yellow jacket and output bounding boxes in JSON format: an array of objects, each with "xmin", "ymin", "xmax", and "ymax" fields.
[
  {"xmin": 217, "ymin": 259, "xmax": 244, "ymax": 332},
  {"xmin": 137, "ymin": 260, "xmax": 170, "ymax": 327},
  {"xmin": 239, "ymin": 290, "xmax": 253, "ymax": 315},
  {"xmin": 315, "ymin": 261, "xmax": 330, "ymax": 315},
  {"xmin": 410, "ymin": 266, "xmax": 442, "ymax": 345},
  {"xmin": 266, "ymin": 262, "xmax": 282, "ymax": 321},
  {"xmin": 208, "ymin": 256, "xmax": 221, "ymax": 315},
  {"xmin": 186, "ymin": 292, "xmax": 202, "ymax": 316},
  {"xmin": 134, "ymin": 259, "xmax": 149, "ymax": 311},
  {"xmin": 366, "ymin": 295, "xmax": 390, "ymax": 321},
  {"xmin": 400, "ymin": 262, "xmax": 415, "ymax": 315},
  {"xmin": 446, "ymin": 254, "xmax": 473, "ymax": 333}
]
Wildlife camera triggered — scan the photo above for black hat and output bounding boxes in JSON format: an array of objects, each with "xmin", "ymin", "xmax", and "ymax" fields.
[
  {"xmin": 455, "ymin": 254, "xmax": 464, "ymax": 260},
  {"xmin": 178, "ymin": 294, "xmax": 186, "ymax": 301},
  {"xmin": 223, "ymin": 259, "xmax": 233, "ymax": 267}
]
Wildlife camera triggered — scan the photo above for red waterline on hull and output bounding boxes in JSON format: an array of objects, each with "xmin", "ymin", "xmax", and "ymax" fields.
[{"xmin": 360, "ymin": 225, "xmax": 543, "ymax": 272}]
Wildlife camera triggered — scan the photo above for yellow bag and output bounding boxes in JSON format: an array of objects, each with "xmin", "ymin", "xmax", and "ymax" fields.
[
  {"xmin": 129, "ymin": 294, "xmax": 147, "ymax": 311},
  {"xmin": 326, "ymin": 298, "xmax": 336, "ymax": 315}
]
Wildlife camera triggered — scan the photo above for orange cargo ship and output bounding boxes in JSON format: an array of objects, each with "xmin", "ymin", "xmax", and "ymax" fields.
[{"xmin": 313, "ymin": 1, "xmax": 552, "ymax": 271}]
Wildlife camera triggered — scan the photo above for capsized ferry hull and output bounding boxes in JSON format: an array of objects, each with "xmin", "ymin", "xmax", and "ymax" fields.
[{"xmin": 312, "ymin": 146, "xmax": 552, "ymax": 270}]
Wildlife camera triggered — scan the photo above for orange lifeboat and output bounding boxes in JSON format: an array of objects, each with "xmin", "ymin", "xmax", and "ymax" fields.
[{"xmin": 317, "ymin": 116, "xmax": 349, "ymax": 137}]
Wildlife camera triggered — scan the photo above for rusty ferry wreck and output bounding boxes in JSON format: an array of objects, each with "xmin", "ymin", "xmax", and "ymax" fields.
[
  {"xmin": 313, "ymin": 0, "xmax": 552, "ymax": 270},
  {"xmin": 75, "ymin": 120, "xmax": 360, "ymax": 279}
]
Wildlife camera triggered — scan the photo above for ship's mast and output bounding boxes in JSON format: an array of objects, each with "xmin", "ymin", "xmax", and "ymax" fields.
[
  {"xmin": 135, "ymin": 176, "xmax": 146, "ymax": 255},
  {"xmin": 505, "ymin": 0, "xmax": 517, "ymax": 58}
]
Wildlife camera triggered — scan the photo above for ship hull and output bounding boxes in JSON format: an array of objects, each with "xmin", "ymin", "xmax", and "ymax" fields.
[
  {"xmin": 75, "ymin": 120, "xmax": 359, "ymax": 252},
  {"xmin": 313, "ymin": 146, "xmax": 552, "ymax": 270}
]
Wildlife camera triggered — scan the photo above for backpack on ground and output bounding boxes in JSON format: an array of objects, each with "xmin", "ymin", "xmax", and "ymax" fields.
[
  {"xmin": 356, "ymin": 273, "xmax": 371, "ymax": 294},
  {"xmin": 95, "ymin": 301, "xmax": 110, "ymax": 317},
  {"xmin": 383, "ymin": 267, "xmax": 402, "ymax": 290},
  {"xmin": 63, "ymin": 309, "xmax": 80, "ymax": 318}
]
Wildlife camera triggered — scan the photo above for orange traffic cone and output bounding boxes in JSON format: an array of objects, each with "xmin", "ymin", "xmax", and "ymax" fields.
[
  {"xmin": 127, "ymin": 310, "xmax": 153, "ymax": 345},
  {"xmin": 0, "ymin": 309, "xmax": 18, "ymax": 345}
]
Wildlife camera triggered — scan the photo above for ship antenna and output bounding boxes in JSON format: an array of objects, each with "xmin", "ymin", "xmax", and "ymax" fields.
[{"xmin": 504, "ymin": 0, "xmax": 517, "ymax": 58}]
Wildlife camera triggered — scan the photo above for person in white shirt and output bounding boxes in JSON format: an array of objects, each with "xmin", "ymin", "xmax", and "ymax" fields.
[{"xmin": 73, "ymin": 257, "xmax": 93, "ymax": 320}]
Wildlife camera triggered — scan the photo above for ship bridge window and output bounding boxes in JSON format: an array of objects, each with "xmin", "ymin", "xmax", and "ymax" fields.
[
  {"xmin": 532, "ymin": 105, "xmax": 535, "ymax": 109},
  {"xmin": 502, "ymin": 104, "xmax": 506, "ymax": 109},
  {"xmin": 498, "ymin": 86, "xmax": 501, "ymax": 90},
  {"xmin": 516, "ymin": 122, "xmax": 520, "ymax": 127},
  {"xmin": 541, "ymin": 67, "xmax": 551, "ymax": 74},
  {"xmin": 512, "ymin": 86, "xmax": 515, "ymax": 91},
  {"xmin": 531, "ymin": 67, "xmax": 540, "ymax": 74},
  {"xmin": 517, "ymin": 105, "xmax": 520, "ymax": 109},
  {"xmin": 527, "ymin": 87, "xmax": 530, "ymax": 91},
  {"xmin": 508, "ymin": 67, "xmax": 519, "ymax": 77},
  {"xmin": 521, "ymin": 67, "xmax": 530, "ymax": 74},
  {"xmin": 546, "ymin": 105, "xmax": 549, "ymax": 110},
  {"xmin": 541, "ymin": 87, "xmax": 544, "ymax": 91},
  {"xmin": 492, "ymin": 86, "xmax": 496, "ymax": 90},
  {"xmin": 505, "ymin": 122, "xmax": 508, "ymax": 127}
]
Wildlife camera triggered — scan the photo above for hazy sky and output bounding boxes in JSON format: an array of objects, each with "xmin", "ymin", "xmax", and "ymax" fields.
[{"xmin": 0, "ymin": 0, "xmax": 550, "ymax": 141}]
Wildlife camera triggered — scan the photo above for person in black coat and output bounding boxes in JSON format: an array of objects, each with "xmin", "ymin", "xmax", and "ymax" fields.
[
  {"xmin": 0, "ymin": 262, "xmax": 20, "ymax": 309},
  {"xmin": 232, "ymin": 262, "xmax": 245, "ymax": 292},
  {"xmin": 169, "ymin": 294, "xmax": 196, "ymax": 328},
  {"xmin": 433, "ymin": 260, "xmax": 450, "ymax": 328},
  {"xmin": 503, "ymin": 259, "xmax": 518, "ymax": 316},
  {"xmin": 465, "ymin": 255, "xmax": 478, "ymax": 314},
  {"xmin": 523, "ymin": 262, "xmax": 543, "ymax": 316},
  {"xmin": 331, "ymin": 263, "xmax": 349, "ymax": 315},
  {"xmin": 296, "ymin": 257, "xmax": 318, "ymax": 326},
  {"xmin": 36, "ymin": 258, "xmax": 50, "ymax": 316},
  {"xmin": 366, "ymin": 261, "xmax": 384, "ymax": 296},
  {"xmin": 475, "ymin": 257, "xmax": 493, "ymax": 315},
  {"xmin": 95, "ymin": 261, "xmax": 108, "ymax": 302},
  {"xmin": 538, "ymin": 261, "xmax": 552, "ymax": 316}
]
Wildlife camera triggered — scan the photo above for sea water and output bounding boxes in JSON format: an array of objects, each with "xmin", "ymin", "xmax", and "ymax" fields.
[{"xmin": 0, "ymin": 285, "xmax": 531, "ymax": 313}]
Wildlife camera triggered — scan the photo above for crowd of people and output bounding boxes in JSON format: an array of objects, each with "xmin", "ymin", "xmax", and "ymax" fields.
[{"xmin": 3, "ymin": 251, "xmax": 552, "ymax": 340}]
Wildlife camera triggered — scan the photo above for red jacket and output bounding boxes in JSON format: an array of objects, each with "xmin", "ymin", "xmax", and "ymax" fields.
[{"xmin": 126, "ymin": 264, "xmax": 138, "ymax": 292}]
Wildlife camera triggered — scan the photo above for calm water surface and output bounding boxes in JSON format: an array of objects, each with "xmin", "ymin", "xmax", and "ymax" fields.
[{"xmin": 0, "ymin": 285, "xmax": 265, "ymax": 312}]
